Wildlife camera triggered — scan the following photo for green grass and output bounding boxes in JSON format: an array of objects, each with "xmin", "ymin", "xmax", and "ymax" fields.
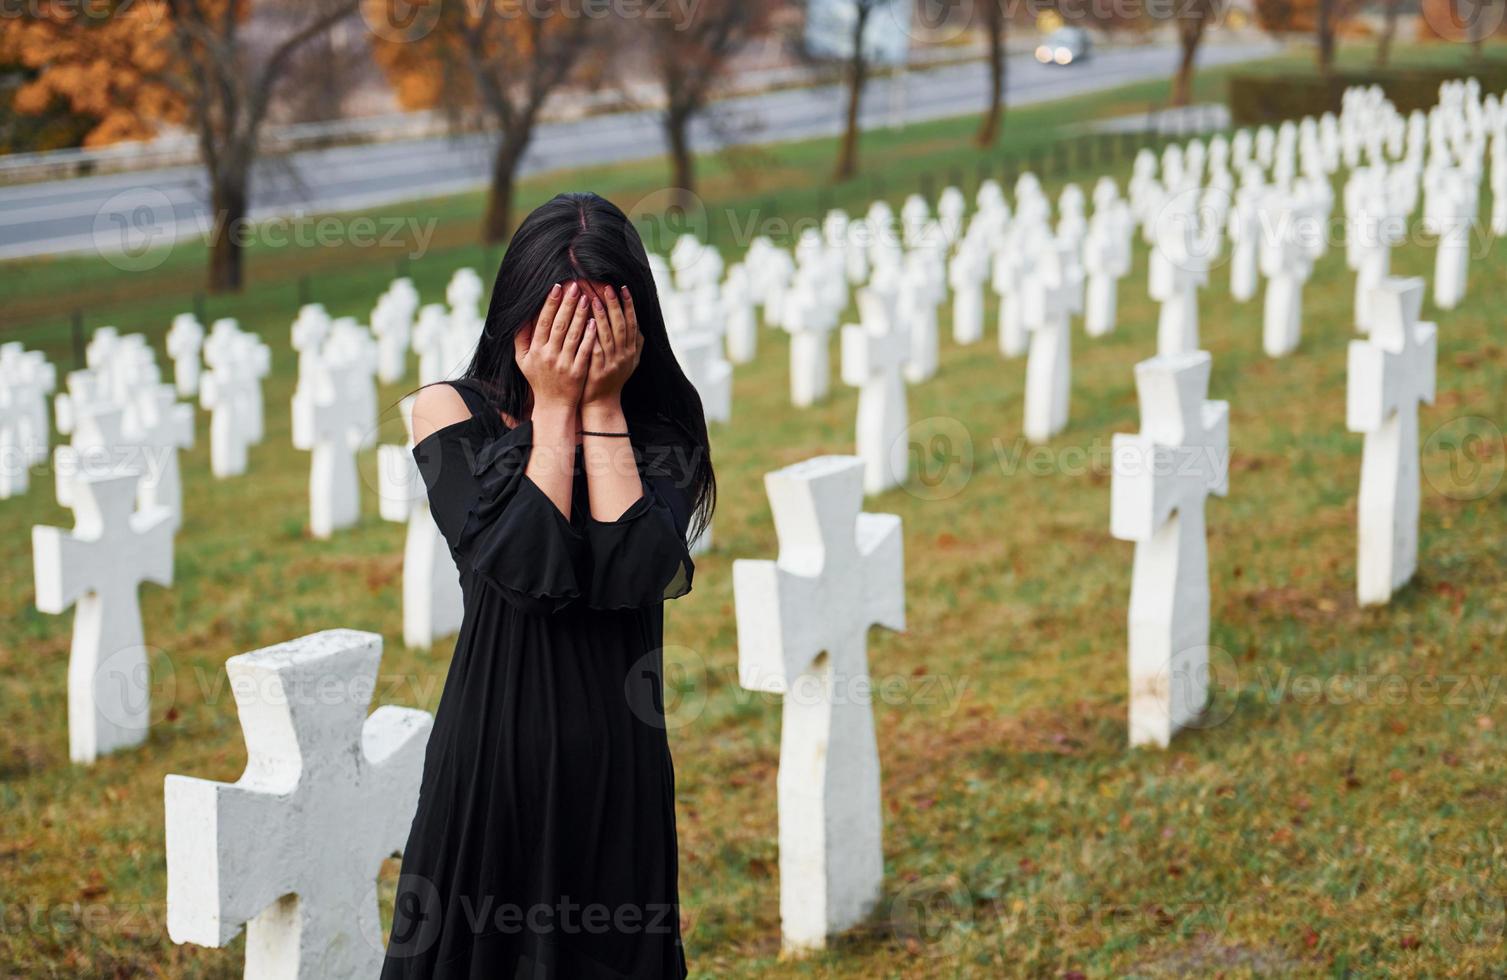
[{"xmin": 3, "ymin": 41, "xmax": 1506, "ymax": 978}]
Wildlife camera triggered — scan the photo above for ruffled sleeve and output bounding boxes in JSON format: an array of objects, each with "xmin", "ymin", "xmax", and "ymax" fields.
[
  {"xmin": 583, "ymin": 420, "xmax": 696, "ymax": 610},
  {"xmin": 415, "ymin": 417, "xmax": 587, "ymax": 617}
]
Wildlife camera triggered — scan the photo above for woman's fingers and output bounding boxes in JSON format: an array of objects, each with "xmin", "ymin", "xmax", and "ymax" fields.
[
  {"xmin": 591, "ymin": 289, "xmax": 615, "ymax": 357},
  {"xmin": 559, "ymin": 289, "xmax": 591, "ymax": 362},
  {"xmin": 600, "ymin": 284, "xmax": 629, "ymax": 351},
  {"xmin": 546, "ymin": 282, "xmax": 583, "ymax": 355},
  {"xmin": 619, "ymin": 286, "xmax": 642, "ymax": 354},
  {"xmin": 514, "ymin": 322, "xmax": 535, "ymax": 362},
  {"xmin": 534, "ymin": 282, "xmax": 565, "ymax": 351},
  {"xmin": 572, "ymin": 320, "xmax": 597, "ymax": 376}
]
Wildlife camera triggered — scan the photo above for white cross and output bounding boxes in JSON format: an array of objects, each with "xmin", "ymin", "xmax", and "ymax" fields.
[
  {"xmin": 1347, "ymin": 276, "xmax": 1436, "ymax": 606},
  {"xmin": 411, "ymin": 305, "xmax": 451, "ymax": 386},
  {"xmin": 1, "ymin": 344, "xmax": 58, "ymax": 497},
  {"xmin": 446, "ymin": 267, "xmax": 484, "ymax": 322},
  {"xmin": 84, "ymin": 326, "xmax": 121, "ymax": 375},
  {"xmin": 164, "ymin": 629, "xmax": 432, "ymax": 980},
  {"xmin": 53, "ymin": 401, "xmax": 128, "ymax": 510},
  {"xmin": 0, "ymin": 383, "xmax": 26, "ymax": 498},
  {"xmin": 947, "ymin": 241, "xmax": 987, "ymax": 345},
  {"xmin": 992, "ymin": 231, "xmax": 1030, "ymax": 359},
  {"xmin": 1148, "ymin": 190, "xmax": 1209, "ymax": 356},
  {"xmin": 723, "ymin": 264, "xmax": 758, "ymax": 365},
  {"xmin": 292, "ymin": 352, "xmax": 370, "ymax": 539},
  {"xmin": 1082, "ymin": 181, "xmax": 1131, "ymax": 338},
  {"xmin": 201, "ymin": 334, "xmax": 266, "ymax": 478},
  {"xmin": 32, "ymin": 470, "xmax": 173, "ymax": 763},
  {"xmin": 1431, "ymin": 169, "xmax": 1476, "ymax": 311},
  {"xmin": 783, "ymin": 281, "xmax": 837, "ymax": 408},
  {"xmin": 379, "ymin": 396, "xmax": 464, "ymax": 649},
  {"xmin": 1111, "ymin": 351, "xmax": 1230, "ymax": 749},
  {"xmin": 841, "ymin": 293, "xmax": 910, "ymax": 495},
  {"xmin": 733, "ymin": 455, "xmax": 904, "ymax": 954},
  {"xmin": 898, "ymin": 253, "xmax": 939, "ymax": 383},
  {"xmin": 125, "ymin": 384, "xmax": 194, "ymax": 529},
  {"xmin": 671, "ymin": 330, "xmax": 732, "ymax": 425},
  {"xmin": 291, "ymin": 305, "xmax": 332, "ymax": 387},
  {"xmin": 54, "ymin": 368, "xmax": 116, "ymax": 440},
  {"xmin": 371, "ymin": 300, "xmax": 412, "ymax": 385},
  {"xmin": 1259, "ymin": 192, "xmax": 1318, "ymax": 358},
  {"xmin": 1022, "ymin": 238, "xmax": 1074, "ymax": 444},
  {"xmin": 166, "ymin": 314, "xmax": 205, "ymax": 397}
]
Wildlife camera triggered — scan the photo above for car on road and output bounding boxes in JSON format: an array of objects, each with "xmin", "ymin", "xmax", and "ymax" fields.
[{"xmin": 1035, "ymin": 27, "xmax": 1091, "ymax": 67}]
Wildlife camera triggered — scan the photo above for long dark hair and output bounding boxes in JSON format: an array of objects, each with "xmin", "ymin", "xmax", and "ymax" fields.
[{"xmin": 466, "ymin": 192, "xmax": 715, "ymax": 541}]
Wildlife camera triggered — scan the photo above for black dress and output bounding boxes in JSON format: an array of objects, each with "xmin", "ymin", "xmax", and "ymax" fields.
[{"xmin": 381, "ymin": 379, "xmax": 694, "ymax": 979}]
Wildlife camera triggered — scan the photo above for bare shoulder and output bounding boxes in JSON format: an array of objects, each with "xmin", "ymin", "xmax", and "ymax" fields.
[{"xmin": 411, "ymin": 383, "xmax": 473, "ymax": 445}]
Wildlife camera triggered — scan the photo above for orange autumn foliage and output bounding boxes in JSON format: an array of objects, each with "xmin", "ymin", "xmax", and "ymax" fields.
[
  {"xmin": 1, "ymin": 0, "xmax": 194, "ymax": 145},
  {"xmin": 1254, "ymin": 0, "xmax": 1368, "ymax": 34},
  {"xmin": 366, "ymin": 0, "xmax": 582, "ymax": 114}
]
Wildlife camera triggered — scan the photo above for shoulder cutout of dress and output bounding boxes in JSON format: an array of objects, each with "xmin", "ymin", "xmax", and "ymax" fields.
[{"xmin": 412, "ymin": 384, "xmax": 479, "ymax": 450}]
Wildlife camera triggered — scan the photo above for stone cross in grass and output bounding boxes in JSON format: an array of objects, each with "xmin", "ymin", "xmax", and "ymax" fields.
[
  {"xmin": 166, "ymin": 314, "xmax": 205, "ymax": 397},
  {"xmin": 379, "ymin": 396, "xmax": 464, "ymax": 650},
  {"xmin": 164, "ymin": 629, "xmax": 432, "ymax": 980},
  {"xmin": 1022, "ymin": 239, "xmax": 1074, "ymax": 444},
  {"xmin": 411, "ymin": 305, "xmax": 451, "ymax": 386},
  {"xmin": 1148, "ymin": 190, "xmax": 1209, "ymax": 356},
  {"xmin": 33, "ymin": 470, "xmax": 174, "ymax": 763},
  {"xmin": 291, "ymin": 304, "xmax": 332, "ymax": 388},
  {"xmin": 292, "ymin": 351, "xmax": 370, "ymax": 539},
  {"xmin": 200, "ymin": 333, "xmax": 265, "ymax": 478},
  {"xmin": 1347, "ymin": 276, "xmax": 1436, "ymax": 607},
  {"xmin": 0, "ymin": 344, "xmax": 56, "ymax": 498},
  {"xmin": 947, "ymin": 237, "xmax": 987, "ymax": 345},
  {"xmin": 1259, "ymin": 193, "xmax": 1316, "ymax": 358},
  {"xmin": 723, "ymin": 263, "xmax": 758, "ymax": 365},
  {"xmin": 0, "ymin": 383, "xmax": 26, "ymax": 499},
  {"xmin": 126, "ymin": 384, "xmax": 194, "ymax": 529},
  {"xmin": 1431, "ymin": 168, "xmax": 1475, "ymax": 312},
  {"xmin": 733, "ymin": 456, "xmax": 904, "ymax": 954},
  {"xmin": 1083, "ymin": 178, "xmax": 1132, "ymax": 338},
  {"xmin": 841, "ymin": 294, "xmax": 910, "ymax": 494},
  {"xmin": 901, "ymin": 249, "xmax": 941, "ymax": 383},
  {"xmin": 671, "ymin": 330, "xmax": 732, "ymax": 426},
  {"xmin": 1111, "ymin": 351, "xmax": 1229, "ymax": 749},
  {"xmin": 784, "ymin": 281, "xmax": 837, "ymax": 408},
  {"xmin": 53, "ymin": 402, "xmax": 127, "ymax": 510}
]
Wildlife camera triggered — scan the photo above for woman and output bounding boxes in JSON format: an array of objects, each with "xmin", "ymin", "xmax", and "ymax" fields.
[{"xmin": 382, "ymin": 193, "xmax": 713, "ymax": 979}]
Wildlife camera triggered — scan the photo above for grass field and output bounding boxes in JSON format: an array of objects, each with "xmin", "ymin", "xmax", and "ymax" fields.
[{"xmin": 3, "ymin": 42, "xmax": 1507, "ymax": 978}]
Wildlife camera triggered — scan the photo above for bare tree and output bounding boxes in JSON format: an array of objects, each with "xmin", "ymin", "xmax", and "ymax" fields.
[
  {"xmin": 1171, "ymin": 0, "xmax": 1224, "ymax": 107},
  {"xmin": 10, "ymin": 0, "xmax": 359, "ymax": 291},
  {"xmin": 1375, "ymin": 0, "xmax": 1401, "ymax": 65},
  {"xmin": 465, "ymin": 5, "xmax": 592, "ymax": 243},
  {"xmin": 179, "ymin": 1, "xmax": 362, "ymax": 291},
  {"xmin": 975, "ymin": 0, "xmax": 1008, "ymax": 147},
  {"xmin": 1316, "ymin": 0, "xmax": 1337, "ymax": 74},
  {"xmin": 833, "ymin": 0, "xmax": 896, "ymax": 181},
  {"xmin": 647, "ymin": 0, "xmax": 774, "ymax": 193},
  {"xmin": 375, "ymin": 2, "xmax": 593, "ymax": 244},
  {"xmin": 1469, "ymin": 0, "xmax": 1493, "ymax": 59}
]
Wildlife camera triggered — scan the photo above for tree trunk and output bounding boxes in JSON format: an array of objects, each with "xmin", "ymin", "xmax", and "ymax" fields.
[
  {"xmin": 1376, "ymin": 0, "xmax": 1399, "ymax": 65},
  {"xmin": 975, "ymin": 1, "xmax": 1006, "ymax": 147},
  {"xmin": 483, "ymin": 133, "xmax": 527, "ymax": 245},
  {"xmin": 834, "ymin": 7, "xmax": 870, "ymax": 182},
  {"xmin": 666, "ymin": 106, "xmax": 695, "ymax": 193},
  {"xmin": 1172, "ymin": 20, "xmax": 1203, "ymax": 107},
  {"xmin": 1316, "ymin": 0, "xmax": 1336, "ymax": 75},
  {"xmin": 208, "ymin": 172, "xmax": 248, "ymax": 294},
  {"xmin": 1470, "ymin": 0, "xmax": 1487, "ymax": 59}
]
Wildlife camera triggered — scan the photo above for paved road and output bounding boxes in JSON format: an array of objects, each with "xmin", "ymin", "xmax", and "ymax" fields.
[{"xmin": 0, "ymin": 41, "xmax": 1277, "ymax": 260}]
